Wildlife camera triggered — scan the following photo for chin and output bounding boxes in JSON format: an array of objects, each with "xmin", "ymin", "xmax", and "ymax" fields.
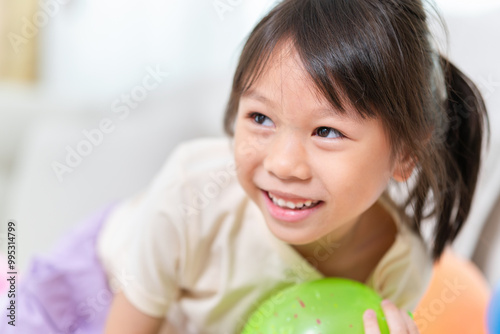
[{"xmin": 263, "ymin": 216, "xmax": 319, "ymax": 245}]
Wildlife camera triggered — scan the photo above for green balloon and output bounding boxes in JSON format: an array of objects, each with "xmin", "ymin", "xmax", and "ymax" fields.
[{"xmin": 241, "ymin": 278, "xmax": 390, "ymax": 334}]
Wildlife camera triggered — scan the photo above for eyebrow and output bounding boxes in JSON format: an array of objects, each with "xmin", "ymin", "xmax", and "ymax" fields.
[{"xmin": 241, "ymin": 89, "xmax": 277, "ymax": 109}]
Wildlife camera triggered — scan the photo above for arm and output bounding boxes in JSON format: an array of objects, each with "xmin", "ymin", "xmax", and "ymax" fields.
[{"xmin": 104, "ymin": 291, "xmax": 164, "ymax": 334}]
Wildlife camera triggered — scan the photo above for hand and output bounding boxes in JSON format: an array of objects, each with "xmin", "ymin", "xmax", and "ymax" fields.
[{"xmin": 363, "ymin": 299, "xmax": 420, "ymax": 334}]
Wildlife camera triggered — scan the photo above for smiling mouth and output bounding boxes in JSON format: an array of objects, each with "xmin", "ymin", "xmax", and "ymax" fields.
[{"xmin": 265, "ymin": 190, "xmax": 323, "ymax": 210}]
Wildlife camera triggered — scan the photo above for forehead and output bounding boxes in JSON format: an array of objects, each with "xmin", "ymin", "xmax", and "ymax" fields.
[
  {"xmin": 259, "ymin": 42, "xmax": 310, "ymax": 85},
  {"xmin": 242, "ymin": 43, "xmax": 366, "ymax": 122}
]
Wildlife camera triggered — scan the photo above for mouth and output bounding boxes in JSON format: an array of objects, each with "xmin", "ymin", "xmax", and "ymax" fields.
[
  {"xmin": 261, "ymin": 189, "xmax": 324, "ymax": 222},
  {"xmin": 265, "ymin": 190, "xmax": 322, "ymax": 210}
]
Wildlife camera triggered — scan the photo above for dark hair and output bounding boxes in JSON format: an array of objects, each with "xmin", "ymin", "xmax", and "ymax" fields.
[{"xmin": 223, "ymin": 0, "xmax": 489, "ymax": 260}]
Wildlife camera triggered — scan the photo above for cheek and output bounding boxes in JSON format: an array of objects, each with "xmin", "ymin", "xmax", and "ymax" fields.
[
  {"xmin": 358, "ymin": 146, "xmax": 393, "ymax": 181},
  {"xmin": 233, "ymin": 127, "xmax": 260, "ymax": 191},
  {"xmin": 233, "ymin": 119, "xmax": 269, "ymax": 173},
  {"xmin": 320, "ymin": 145, "xmax": 393, "ymax": 203},
  {"xmin": 234, "ymin": 131, "xmax": 256, "ymax": 171},
  {"xmin": 356, "ymin": 130, "xmax": 394, "ymax": 180}
]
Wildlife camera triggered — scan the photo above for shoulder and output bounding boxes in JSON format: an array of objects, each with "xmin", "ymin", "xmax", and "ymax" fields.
[
  {"xmin": 140, "ymin": 136, "xmax": 239, "ymax": 209},
  {"xmin": 366, "ymin": 193, "xmax": 433, "ymax": 311},
  {"xmin": 169, "ymin": 136, "xmax": 234, "ymax": 166},
  {"xmin": 150, "ymin": 136, "xmax": 243, "ymax": 217},
  {"xmin": 97, "ymin": 136, "xmax": 241, "ymax": 261},
  {"xmin": 152, "ymin": 136, "xmax": 235, "ymax": 186},
  {"xmin": 97, "ymin": 136, "xmax": 249, "ymax": 290}
]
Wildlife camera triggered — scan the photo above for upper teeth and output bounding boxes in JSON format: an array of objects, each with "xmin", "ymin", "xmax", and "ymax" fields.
[{"xmin": 268, "ymin": 192, "xmax": 319, "ymax": 209}]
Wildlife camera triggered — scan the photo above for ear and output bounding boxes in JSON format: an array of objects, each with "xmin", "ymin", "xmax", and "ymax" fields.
[{"xmin": 392, "ymin": 151, "xmax": 416, "ymax": 182}]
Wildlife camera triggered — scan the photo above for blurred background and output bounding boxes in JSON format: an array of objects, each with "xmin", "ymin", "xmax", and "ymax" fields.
[{"xmin": 0, "ymin": 0, "xmax": 499, "ymax": 287}]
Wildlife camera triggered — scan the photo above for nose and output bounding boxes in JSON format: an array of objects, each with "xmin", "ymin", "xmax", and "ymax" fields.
[{"xmin": 263, "ymin": 133, "xmax": 312, "ymax": 181}]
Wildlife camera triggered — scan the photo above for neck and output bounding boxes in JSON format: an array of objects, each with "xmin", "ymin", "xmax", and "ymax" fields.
[{"xmin": 292, "ymin": 199, "xmax": 397, "ymax": 282}]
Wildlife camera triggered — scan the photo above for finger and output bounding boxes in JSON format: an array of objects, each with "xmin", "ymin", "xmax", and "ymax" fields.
[
  {"xmin": 400, "ymin": 309, "xmax": 420, "ymax": 334},
  {"xmin": 363, "ymin": 309, "xmax": 381, "ymax": 334},
  {"xmin": 381, "ymin": 299, "xmax": 407, "ymax": 333}
]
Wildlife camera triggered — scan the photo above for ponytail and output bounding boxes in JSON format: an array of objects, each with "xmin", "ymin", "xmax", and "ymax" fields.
[{"xmin": 428, "ymin": 55, "xmax": 489, "ymax": 260}]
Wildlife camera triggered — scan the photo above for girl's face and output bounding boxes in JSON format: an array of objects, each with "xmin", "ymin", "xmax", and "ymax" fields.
[{"xmin": 233, "ymin": 47, "xmax": 403, "ymax": 246}]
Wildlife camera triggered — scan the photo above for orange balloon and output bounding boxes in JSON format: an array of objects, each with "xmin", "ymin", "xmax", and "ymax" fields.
[{"xmin": 414, "ymin": 248, "xmax": 491, "ymax": 334}]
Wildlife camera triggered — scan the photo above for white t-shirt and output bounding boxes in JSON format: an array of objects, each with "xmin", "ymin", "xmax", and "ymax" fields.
[{"xmin": 96, "ymin": 137, "xmax": 432, "ymax": 334}]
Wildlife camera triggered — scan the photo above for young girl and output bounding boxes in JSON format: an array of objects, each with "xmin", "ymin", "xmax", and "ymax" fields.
[
  {"xmin": 100, "ymin": 0, "xmax": 488, "ymax": 332},
  {"xmin": 3, "ymin": 0, "xmax": 488, "ymax": 333}
]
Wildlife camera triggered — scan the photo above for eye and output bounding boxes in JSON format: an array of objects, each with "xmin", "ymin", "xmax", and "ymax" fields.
[
  {"xmin": 314, "ymin": 126, "xmax": 345, "ymax": 139},
  {"xmin": 248, "ymin": 112, "xmax": 274, "ymax": 127}
]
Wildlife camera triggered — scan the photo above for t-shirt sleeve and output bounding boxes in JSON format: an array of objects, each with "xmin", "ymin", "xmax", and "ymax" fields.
[
  {"xmin": 123, "ymin": 202, "xmax": 183, "ymax": 317},
  {"xmin": 366, "ymin": 224, "xmax": 433, "ymax": 311},
  {"xmin": 120, "ymin": 148, "xmax": 188, "ymax": 318}
]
